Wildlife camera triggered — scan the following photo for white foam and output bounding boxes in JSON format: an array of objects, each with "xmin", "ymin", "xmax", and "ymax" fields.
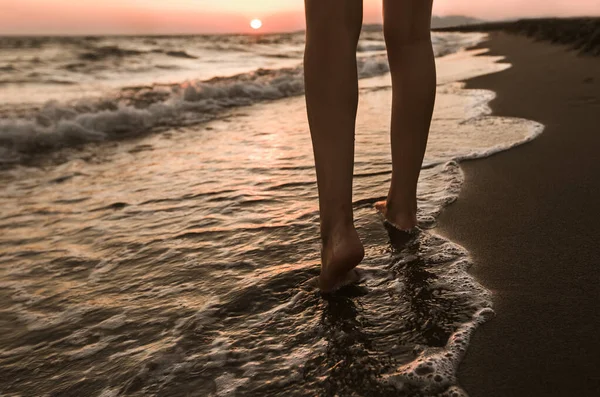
[
  {"xmin": 385, "ymin": 308, "xmax": 494, "ymax": 395},
  {"xmin": 97, "ymin": 388, "xmax": 119, "ymax": 397}
]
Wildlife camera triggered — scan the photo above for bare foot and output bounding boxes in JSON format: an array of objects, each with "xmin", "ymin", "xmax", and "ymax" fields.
[
  {"xmin": 319, "ymin": 227, "xmax": 364, "ymax": 293},
  {"xmin": 375, "ymin": 200, "xmax": 417, "ymax": 231}
]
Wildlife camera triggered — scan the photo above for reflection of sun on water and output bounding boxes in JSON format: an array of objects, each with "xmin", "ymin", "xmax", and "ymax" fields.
[{"xmin": 250, "ymin": 19, "xmax": 263, "ymax": 30}]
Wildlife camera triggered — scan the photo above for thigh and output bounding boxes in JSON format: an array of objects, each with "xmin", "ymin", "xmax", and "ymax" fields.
[
  {"xmin": 382, "ymin": 0, "xmax": 434, "ymax": 40},
  {"xmin": 304, "ymin": 0, "xmax": 363, "ymax": 37}
]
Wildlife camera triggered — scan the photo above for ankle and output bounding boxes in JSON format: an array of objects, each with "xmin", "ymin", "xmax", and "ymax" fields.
[
  {"xmin": 376, "ymin": 195, "xmax": 418, "ymax": 230},
  {"xmin": 386, "ymin": 194, "xmax": 417, "ymax": 216},
  {"xmin": 320, "ymin": 224, "xmax": 364, "ymax": 267},
  {"xmin": 320, "ymin": 218, "xmax": 355, "ymax": 242}
]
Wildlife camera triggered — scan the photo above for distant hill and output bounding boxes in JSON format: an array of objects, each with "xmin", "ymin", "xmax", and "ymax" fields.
[{"xmin": 433, "ymin": 17, "xmax": 600, "ymax": 56}]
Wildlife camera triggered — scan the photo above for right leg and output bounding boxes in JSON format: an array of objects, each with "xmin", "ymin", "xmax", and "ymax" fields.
[
  {"xmin": 376, "ymin": 0, "xmax": 436, "ymax": 230},
  {"xmin": 304, "ymin": 0, "xmax": 364, "ymax": 292}
]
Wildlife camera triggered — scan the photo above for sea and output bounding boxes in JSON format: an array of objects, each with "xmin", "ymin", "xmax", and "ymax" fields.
[{"xmin": 0, "ymin": 30, "xmax": 543, "ymax": 396}]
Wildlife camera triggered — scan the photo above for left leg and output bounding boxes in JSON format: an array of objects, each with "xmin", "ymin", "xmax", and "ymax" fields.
[{"xmin": 304, "ymin": 0, "xmax": 365, "ymax": 292}]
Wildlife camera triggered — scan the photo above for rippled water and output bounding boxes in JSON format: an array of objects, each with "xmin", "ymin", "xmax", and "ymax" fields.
[{"xmin": 0, "ymin": 36, "xmax": 543, "ymax": 396}]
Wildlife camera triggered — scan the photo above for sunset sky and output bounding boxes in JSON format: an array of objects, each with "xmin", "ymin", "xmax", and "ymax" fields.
[{"xmin": 1, "ymin": 0, "xmax": 599, "ymax": 35}]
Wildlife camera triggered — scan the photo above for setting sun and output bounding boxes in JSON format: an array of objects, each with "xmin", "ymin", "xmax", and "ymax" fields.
[{"xmin": 250, "ymin": 18, "xmax": 263, "ymax": 30}]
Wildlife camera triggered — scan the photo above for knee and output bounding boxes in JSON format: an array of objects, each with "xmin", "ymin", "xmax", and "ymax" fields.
[
  {"xmin": 382, "ymin": 0, "xmax": 433, "ymax": 48},
  {"xmin": 383, "ymin": 24, "xmax": 431, "ymax": 48}
]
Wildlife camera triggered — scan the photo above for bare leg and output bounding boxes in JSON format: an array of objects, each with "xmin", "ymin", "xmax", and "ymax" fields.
[
  {"xmin": 375, "ymin": 0, "xmax": 436, "ymax": 230},
  {"xmin": 304, "ymin": 0, "xmax": 364, "ymax": 292}
]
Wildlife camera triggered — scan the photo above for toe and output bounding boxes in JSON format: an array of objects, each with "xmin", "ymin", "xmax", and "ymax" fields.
[{"xmin": 374, "ymin": 200, "xmax": 387, "ymax": 213}]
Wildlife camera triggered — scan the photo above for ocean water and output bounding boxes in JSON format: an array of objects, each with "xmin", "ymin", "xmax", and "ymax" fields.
[{"xmin": 0, "ymin": 31, "xmax": 542, "ymax": 396}]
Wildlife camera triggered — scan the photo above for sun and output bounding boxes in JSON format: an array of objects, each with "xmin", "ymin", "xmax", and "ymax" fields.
[{"xmin": 250, "ymin": 19, "xmax": 263, "ymax": 30}]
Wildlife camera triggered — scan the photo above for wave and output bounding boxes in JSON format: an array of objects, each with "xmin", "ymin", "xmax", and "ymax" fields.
[
  {"xmin": 78, "ymin": 45, "xmax": 145, "ymax": 61},
  {"xmin": 0, "ymin": 55, "xmax": 390, "ymax": 164},
  {"xmin": 77, "ymin": 45, "xmax": 199, "ymax": 62},
  {"xmin": 163, "ymin": 50, "xmax": 197, "ymax": 59},
  {"xmin": 357, "ymin": 43, "xmax": 387, "ymax": 52},
  {"xmin": 0, "ymin": 78, "xmax": 77, "ymax": 86},
  {"xmin": 0, "ymin": 32, "xmax": 485, "ymax": 165}
]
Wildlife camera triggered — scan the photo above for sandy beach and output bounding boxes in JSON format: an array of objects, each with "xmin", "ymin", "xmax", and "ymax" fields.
[{"xmin": 437, "ymin": 32, "xmax": 600, "ymax": 396}]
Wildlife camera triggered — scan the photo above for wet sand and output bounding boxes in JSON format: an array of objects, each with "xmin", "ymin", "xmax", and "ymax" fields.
[{"xmin": 436, "ymin": 33, "xmax": 600, "ymax": 396}]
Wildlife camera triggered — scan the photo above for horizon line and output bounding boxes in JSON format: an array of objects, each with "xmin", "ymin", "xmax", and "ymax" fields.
[{"xmin": 1, "ymin": 15, "xmax": 596, "ymax": 38}]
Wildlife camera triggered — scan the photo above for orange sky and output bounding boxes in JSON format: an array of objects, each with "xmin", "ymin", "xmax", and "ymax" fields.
[{"xmin": 1, "ymin": 0, "xmax": 599, "ymax": 35}]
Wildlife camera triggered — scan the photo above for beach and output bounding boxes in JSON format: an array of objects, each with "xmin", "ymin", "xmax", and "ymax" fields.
[
  {"xmin": 0, "ymin": 22, "xmax": 598, "ymax": 396},
  {"xmin": 437, "ymin": 32, "xmax": 600, "ymax": 396}
]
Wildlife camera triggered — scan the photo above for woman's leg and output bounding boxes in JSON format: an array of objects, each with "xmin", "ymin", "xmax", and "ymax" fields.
[
  {"xmin": 376, "ymin": 0, "xmax": 436, "ymax": 230},
  {"xmin": 304, "ymin": 0, "xmax": 364, "ymax": 292}
]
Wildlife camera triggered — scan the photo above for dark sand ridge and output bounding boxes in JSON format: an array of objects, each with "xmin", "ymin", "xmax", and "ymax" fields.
[
  {"xmin": 435, "ymin": 17, "xmax": 600, "ymax": 56},
  {"xmin": 433, "ymin": 32, "xmax": 600, "ymax": 396}
]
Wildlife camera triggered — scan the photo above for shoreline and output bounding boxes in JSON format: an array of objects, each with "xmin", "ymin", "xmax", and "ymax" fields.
[{"xmin": 435, "ymin": 32, "xmax": 600, "ymax": 396}]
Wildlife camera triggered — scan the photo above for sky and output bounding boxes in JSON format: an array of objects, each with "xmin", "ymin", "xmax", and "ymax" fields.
[{"xmin": 0, "ymin": 0, "xmax": 599, "ymax": 35}]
